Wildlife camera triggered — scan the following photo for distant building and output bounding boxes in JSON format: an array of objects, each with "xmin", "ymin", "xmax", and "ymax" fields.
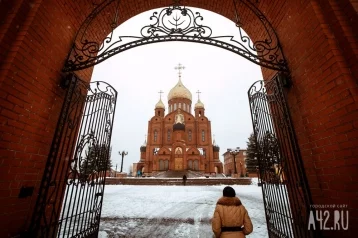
[
  {"xmin": 133, "ymin": 64, "xmax": 223, "ymax": 175},
  {"xmin": 223, "ymin": 149, "xmax": 247, "ymax": 177}
]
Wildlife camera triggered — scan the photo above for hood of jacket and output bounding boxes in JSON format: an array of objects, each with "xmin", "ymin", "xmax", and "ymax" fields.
[{"xmin": 216, "ymin": 196, "xmax": 242, "ymax": 207}]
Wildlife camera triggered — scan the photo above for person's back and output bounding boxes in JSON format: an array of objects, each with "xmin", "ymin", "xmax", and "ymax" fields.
[
  {"xmin": 182, "ymin": 174, "xmax": 187, "ymax": 185},
  {"xmin": 212, "ymin": 186, "xmax": 253, "ymax": 238}
]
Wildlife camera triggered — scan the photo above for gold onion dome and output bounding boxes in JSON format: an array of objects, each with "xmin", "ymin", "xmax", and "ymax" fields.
[
  {"xmin": 167, "ymin": 78, "xmax": 192, "ymax": 101},
  {"xmin": 195, "ymin": 99, "xmax": 204, "ymax": 108},
  {"xmin": 155, "ymin": 98, "xmax": 165, "ymax": 109}
]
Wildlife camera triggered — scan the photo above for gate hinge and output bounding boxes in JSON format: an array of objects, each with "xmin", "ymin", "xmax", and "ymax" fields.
[
  {"xmin": 60, "ymin": 73, "xmax": 77, "ymax": 89},
  {"xmin": 278, "ymin": 73, "xmax": 291, "ymax": 88}
]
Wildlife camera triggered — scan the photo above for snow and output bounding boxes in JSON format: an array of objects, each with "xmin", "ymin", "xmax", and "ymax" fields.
[{"xmin": 99, "ymin": 184, "xmax": 268, "ymax": 237}]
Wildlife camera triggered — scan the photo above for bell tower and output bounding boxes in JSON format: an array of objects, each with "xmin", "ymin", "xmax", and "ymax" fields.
[
  {"xmin": 194, "ymin": 90, "xmax": 205, "ymax": 117},
  {"xmin": 154, "ymin": 90, "xmax": 165, "ymax": 117}
]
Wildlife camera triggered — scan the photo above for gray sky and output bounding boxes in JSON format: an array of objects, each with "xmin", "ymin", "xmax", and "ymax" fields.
[{"xmin": 91, "ymin": 7, "xmax": 263, "ymax": 173}]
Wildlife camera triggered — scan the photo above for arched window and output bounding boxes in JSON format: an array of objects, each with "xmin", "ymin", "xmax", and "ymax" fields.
[
  {"xmin": 188, "ymin": 130, "xmax": 192, "ymax": 141},
  {"xmin": 183, "ymin": 104, "xmax": 186, "ymax": 111},
  {"xmin": 179, "ymin": 103, "xmax": 181, "ymax": 109},
  {"xmin": 174, "ymin": 103, "xmax": 177, "ymax": 110},
  {"xmin": 154, "ymin": 130, "xmax": 158, "ymax": 142},
  {"xmin": 202, "ymin": 130, "xmax": 205, "ymax": 142},
  {"xmin": 167, "ymin": 129, "xmax": 171, "ymax": 142}
]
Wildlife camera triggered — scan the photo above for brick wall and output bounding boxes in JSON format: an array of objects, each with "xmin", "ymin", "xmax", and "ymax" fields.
[
  {"xmin": 0, "ymin": 0, "xmax": 86, "ymax": 236},
  {"xmin": 0, "ymin": 0, "xmax": 356, "ymax": 237}
]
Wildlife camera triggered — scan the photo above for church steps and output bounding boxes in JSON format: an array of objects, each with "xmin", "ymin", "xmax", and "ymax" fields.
[{"xmin": 105, "ymin": 177, "xmax": 252, "ymax": 186}]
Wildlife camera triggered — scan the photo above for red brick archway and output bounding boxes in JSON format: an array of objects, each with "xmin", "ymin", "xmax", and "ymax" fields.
[{"xmin": 0, "ymin": 0, "xmax": 357, "ymax": 237}]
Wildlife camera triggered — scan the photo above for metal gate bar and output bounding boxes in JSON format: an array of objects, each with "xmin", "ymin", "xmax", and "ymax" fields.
[
  {"xmin": 29, "ymin": 74, "xmax": 117, "ymax": 237},
  {"xmin": 248, "ymin": 74, "xmax": 317, "ymax": 238}
]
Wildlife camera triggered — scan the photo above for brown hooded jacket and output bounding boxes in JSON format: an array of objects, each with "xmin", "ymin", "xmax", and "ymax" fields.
[{"xmin": 212, "ymin": 196, "xmax": 253, "ymax": 238}]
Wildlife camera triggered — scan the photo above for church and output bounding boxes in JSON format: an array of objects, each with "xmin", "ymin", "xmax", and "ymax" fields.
[{"xmin": 134, "ymin": 64, "xmax": 223, "ymax": 176}]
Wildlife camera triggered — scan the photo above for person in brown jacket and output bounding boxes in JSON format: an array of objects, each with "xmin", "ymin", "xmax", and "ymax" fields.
[{"xmin": 212, "ymin": 186, "xmax": 253, "ymax": 238}]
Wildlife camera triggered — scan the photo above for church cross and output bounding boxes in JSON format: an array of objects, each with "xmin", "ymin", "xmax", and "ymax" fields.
[
  {"xmin": 174, "ymin": 63, "xmax": 185, "ymax": 77},
  {"xmin": 158, "ymin": 90, "xmax": 163, "ymax": 99},
  {"xmin": 196, "ymin": 90, "xmax": 201, "ymax": 100}
]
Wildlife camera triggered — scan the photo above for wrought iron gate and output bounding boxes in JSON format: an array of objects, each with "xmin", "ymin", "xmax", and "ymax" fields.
[
  {"xmin": 28, "ymin": 74, "xmax": 117, "ymax": 237},
  {"xmin": 248, "ymin": 74, "xmax": 316, "ymax": 238}
]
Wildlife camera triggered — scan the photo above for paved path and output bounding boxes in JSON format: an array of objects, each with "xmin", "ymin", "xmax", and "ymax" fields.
[{"xmin": 99, "ymin": 185, "xmax": 267, "ymax": 238}]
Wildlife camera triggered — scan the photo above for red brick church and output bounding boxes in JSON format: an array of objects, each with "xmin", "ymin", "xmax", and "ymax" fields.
[{"xmin": 134, "ymin": 64, "xmax": 223, "ymax": 175}]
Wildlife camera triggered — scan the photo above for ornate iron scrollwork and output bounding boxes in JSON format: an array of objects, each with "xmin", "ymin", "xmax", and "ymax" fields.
[
  {"xmin": 140, "ymin": 5, "xmax": 212, "ymax": 38},
  {"xmin": 257, "ymin": 132, "xmax": 284, "ymax": 184},
  {"xmin": 63, "ymin": 0, "xmax": 288, "ymax": 72},
  {"xmin": 29, "ymin": 74, "xmax": 117, "ymax": 237},
  {"xmin": 248, "ymin": 75, "xmax": 317, "ymax": 238}
]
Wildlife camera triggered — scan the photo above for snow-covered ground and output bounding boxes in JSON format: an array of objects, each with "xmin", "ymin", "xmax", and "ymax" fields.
[{"xmin": 99, "ymin": 183, "xmax": 267, "ymax": 237}]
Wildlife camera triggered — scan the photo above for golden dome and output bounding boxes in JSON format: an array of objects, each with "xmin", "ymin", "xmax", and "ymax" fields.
[
  {"xmin": 195, "ymin": 99, "xmax": 204, "ymax": 108},
  {"xmin": 155, "ymin": 98, "xmax": 165, "ymax": 109},
  {"xmin": 167, "ymin": 78, "xmax": 192, "ymax": 101}
]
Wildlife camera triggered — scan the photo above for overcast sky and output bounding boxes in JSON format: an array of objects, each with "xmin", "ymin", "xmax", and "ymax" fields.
[{"xmin": 91, "ymin": 7, "xmax": 264, "ymax": 173}]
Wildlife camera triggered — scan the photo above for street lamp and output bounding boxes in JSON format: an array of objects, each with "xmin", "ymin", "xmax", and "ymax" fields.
[
  {"xmin": 228, "ymin": 147, "xmax": 240, "ymax": 175},
  {"xmin": 118, "ymin": 151, "xmax": 128, "ymax": 173}
]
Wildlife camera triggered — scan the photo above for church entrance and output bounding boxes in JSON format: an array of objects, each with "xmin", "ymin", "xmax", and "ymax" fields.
[
  {"xmin": 159, "ymin": 159, "xmax": 169, "ymax": 171},
  {"xmin": 174, "ymin": 158, "xmax": 184, "ymax": 170}
]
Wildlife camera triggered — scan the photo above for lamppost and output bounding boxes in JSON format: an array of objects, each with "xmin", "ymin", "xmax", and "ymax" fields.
[
  {"xmin": 256, "ymin": 165, "xmax": 262, "ymax": 186},
  {"xmin": 228, "ymin": 147, "xmax": 240, "ymax": 175},
  {"xmin": 240, "ymin": 161, "xmax": 244, "ymax": 177},
  {"xmin": 115, "ymin": 164, "xmax": 118, "ymax": 177},
  {"xmin": 118, "ymin": 151, "xmax": 128, "ymax": 173}
]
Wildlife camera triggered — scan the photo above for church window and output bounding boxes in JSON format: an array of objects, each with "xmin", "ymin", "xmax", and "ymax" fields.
[
  {"xmin": 154, "ymin": 130, "xmax": 158, "ymax": 142},
  {"xmin": 179, "ymin": 103, "xmax": 181, "ymax": 109},
  {"xmin": 188, "ymin": 130, "xmax": 192, "ymax": 141},
  {"xmin": 174, "ymin": 103, "xmax": 177, "ymax": 110},
  {"xmin": 183, "ymin": 104, "xmax": 186, "ymax": 111},
  {"xmin": 167, "ymin": 129, "xmax": 171, "ymax": 142},
  {"xmin": 202, "ymin": 130, "xmax": 205, "ymax": 142}
]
